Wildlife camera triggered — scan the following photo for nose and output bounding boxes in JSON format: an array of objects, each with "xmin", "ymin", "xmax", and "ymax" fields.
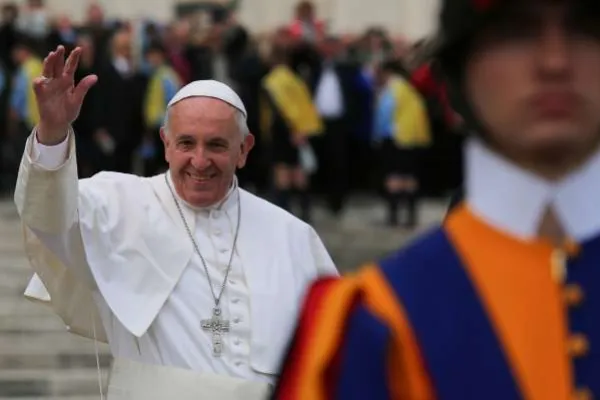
[
  {"xmin": 190, "ymin": 147, "xmax": 212, "ymax": 170},
  {"xmin": 536, "ymin": 22, "xmax": 570, "ymax": 77}
]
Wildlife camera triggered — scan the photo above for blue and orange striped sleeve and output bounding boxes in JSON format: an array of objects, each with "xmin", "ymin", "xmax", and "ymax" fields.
[{"xmin": 332, "ymin": 303, "xmax": 394, "ymax": 399}]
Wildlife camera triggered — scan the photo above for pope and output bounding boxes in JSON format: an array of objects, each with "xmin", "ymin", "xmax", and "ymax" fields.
[{"xmin": 14, "ymin": 45, "xmax": 338, "ymax": 399}]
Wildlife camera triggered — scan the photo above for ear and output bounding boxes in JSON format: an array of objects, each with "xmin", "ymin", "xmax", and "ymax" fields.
[
  {"xmin": 236, "ymin": 133, "xmax": 255, "ymax": 169},
  {"xmin": 160, "ymin": 127, "xmax": 170, "ymax": 163}
]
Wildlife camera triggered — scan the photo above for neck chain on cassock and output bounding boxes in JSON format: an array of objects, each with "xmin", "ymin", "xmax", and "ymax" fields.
[{"xmin": 164, "ymin": 173, "xmax": 241, "ymax": 357}]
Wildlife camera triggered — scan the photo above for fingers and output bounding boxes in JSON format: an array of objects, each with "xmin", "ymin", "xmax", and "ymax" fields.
[
  {"xmin": 32, "ymin": 76, "xmax": 47, "ymax": 95},
  {"xmin": 42, "ymin": 51, "xmax": 55, "ymax": 78},
  {"xmin": 72, "ymin": 74, "xmax": 98, "ymax": 105},
  {"xmin": 52, "ymin": 45, "xmax": 65, "ymax": 78},
  {"xmin": 63, "ymin": 47, "xmax": 81, "ymax": 78}
]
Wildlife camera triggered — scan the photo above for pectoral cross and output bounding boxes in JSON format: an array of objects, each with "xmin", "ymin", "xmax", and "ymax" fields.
[{"xmin": 201, "ymin": 307, "xmax": 230, "ymax": 357}]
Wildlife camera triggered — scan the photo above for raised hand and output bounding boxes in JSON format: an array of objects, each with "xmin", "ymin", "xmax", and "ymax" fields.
[{"xmin": 33, "ymin": 45, "xmax": 98, "ymax": 145}]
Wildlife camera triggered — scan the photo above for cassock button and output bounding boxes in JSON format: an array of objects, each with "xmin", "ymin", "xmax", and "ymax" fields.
[
  {"xmin": 564, "ymin": 284, "xmax": 585, "ymax": 307},
  {"xmin": 568, "ymin": 334, "xmax": 590, "ymax": 358},
  {"xmin": 551, "ymin": 250, "xmax": 568, "ymax": 283},
  {"xmin": 573, "ymin": 387, "xmax": 594, "ymax": 400}
]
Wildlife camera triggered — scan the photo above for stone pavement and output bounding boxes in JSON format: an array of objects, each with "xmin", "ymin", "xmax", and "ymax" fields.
[{"xmin": 0, "ymin": 196, "xmax": 446, "ymax": 398}]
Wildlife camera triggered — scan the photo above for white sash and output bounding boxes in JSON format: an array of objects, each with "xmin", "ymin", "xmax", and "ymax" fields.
[{"xmin": 106, "ymin": 358, "xmax": 273, "ymax": 400}]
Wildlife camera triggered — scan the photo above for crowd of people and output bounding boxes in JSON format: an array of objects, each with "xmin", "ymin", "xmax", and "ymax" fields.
[{"xmin": 0, "ymin": 0, "xmax": 464, "ymax": 227}]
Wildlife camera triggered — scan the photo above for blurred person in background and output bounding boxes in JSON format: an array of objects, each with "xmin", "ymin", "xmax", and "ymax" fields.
[
  {"xmin": 288, "ymin": 1, "xmax": 325, "ymax": 44},
  {"xmin": 275, "ymin": 0, "xmax": 600, "ymax": 397},
  {"xmin": 83, "ymin": 2, "xmax": 113, "ymax": 68},
  {"xmin": 8, "ymin": 35, "xmax": 41, "ymax": 159},
  {"xmin": 94, "ymin": 28, "xmax": 145, "ymax": 173},
  {"xmin": 359, "ymin": 27, "xmax": 392, "ymax": 75},
  {"xmin": 411, "ymin": 60, "xmax": 466, "ymax": 196},
  {"xmin": 261, "ymin": 45, "xmax": 323, "ymax": 222},
  {"xmin": 310, "ymin": 36, "xmax": 359, "ymax": 215},
  {"xmin": 0, "ymin": 3, "xmax": 19, "ymax": 73},
  {"xmin": 46, "ymin": 14, "xmax": 77, "ymax": 54},
  {"xmin": 72, "ymin": 33, "xmax": 103, "ymax": 178},
  {"xmin": 141, "ymin": 41, "xmax": 181, "ymax": 176},
  {"xmin": 209, "ymin": 16, "xmax": 252, "ymax": 94},
  {"xmin": 228, "ymin": 28, "xmax": 270, "ymax": 193},
  {"xmin": 371, "ymin": 60, "xmax": 432, "ymax": 227},
  {"xmin": 0, "ymin": 59, "xmax": 7, "ymax": 194},
  {"xmin": 287, "ymin": 2, "xmax": 322, "ymax": 84},
  {"xmin": 183, "ymin": 16, "xmax": 223, "ymax": 83},
  {"xmin": 5, "ymin": 35, "xmax": 41, "ymax": 192},
  {"xmin": 16, "ymin": 0, "xmax": 49, "ymax": 54},
  {"xmin": 164, "ymin": 20, "xmax": 193, "ymax": 85},
  {"xmin": 0, "ymin": 3, "xmax": 19, "ymax": 194}
]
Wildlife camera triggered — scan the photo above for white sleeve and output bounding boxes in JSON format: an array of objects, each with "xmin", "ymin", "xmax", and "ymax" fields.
[
  {"xmin": 308, "ymin": 226, "xmax": 339, "ymax": 277},
  {"xmin": 30, "ymin": 130, "xmax": 70, "ymax": 170},
  {"xmin": 15, "ymin": 130, "xmax": 97, "ymax": 287}
]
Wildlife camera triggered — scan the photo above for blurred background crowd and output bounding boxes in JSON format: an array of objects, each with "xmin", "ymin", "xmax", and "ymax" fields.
[{"xmin": 0, "ymin": 0, "xmax": 464, "ymax": 227}]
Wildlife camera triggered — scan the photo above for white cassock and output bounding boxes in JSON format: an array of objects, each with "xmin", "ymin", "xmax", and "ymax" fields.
[{"xmin": 13, "ymin": 129, "xmax": 338, "ymax": 399}]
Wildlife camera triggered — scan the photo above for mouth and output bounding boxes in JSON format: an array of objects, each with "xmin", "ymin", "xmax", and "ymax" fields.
[
  {"xmin": 531, "ymin": 92, "xmax": 578, "ymax": 118},
  {"xmin": 186, "ymin": 171, "xmax": 218, "ymax": 184}
]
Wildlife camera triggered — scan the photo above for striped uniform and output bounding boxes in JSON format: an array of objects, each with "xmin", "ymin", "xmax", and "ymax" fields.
[{"xmin": 273, "ymin": 205, "xmax": 599, "ymax": 399}]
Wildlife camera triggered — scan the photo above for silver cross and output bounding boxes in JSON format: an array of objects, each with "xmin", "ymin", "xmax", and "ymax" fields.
[{"xmin": 201, "ymin": 307, "xmax": 230, "ymax": 356}]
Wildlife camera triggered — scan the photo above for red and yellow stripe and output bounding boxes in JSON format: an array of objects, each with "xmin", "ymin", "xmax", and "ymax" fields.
[{"xmin": 276, "ymin": 276, "xmax": 361, "ymax": 400}]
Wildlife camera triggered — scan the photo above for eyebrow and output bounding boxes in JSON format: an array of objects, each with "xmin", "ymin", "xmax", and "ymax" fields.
[
  {"xmin": 175, "ymin": 134, "xmax": 196, "ymax": 142},
  {"xmin": 175, "ymin": 134, "xmax": 230, "ymax": 144},
  {"xmin": 207, "ymin": 137, "xmax": 229, "ymax": 143}
]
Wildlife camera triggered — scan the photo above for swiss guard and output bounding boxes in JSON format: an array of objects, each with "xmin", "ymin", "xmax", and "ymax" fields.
[{"xmin": 272, "ymin": 0, "xmax": 600, "ymax": 398}]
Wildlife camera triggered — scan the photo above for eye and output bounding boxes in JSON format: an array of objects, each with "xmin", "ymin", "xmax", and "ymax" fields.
[
  {"xmin": 208, "ymin": 141, "xmax": 229, "ymax": 150},
  {"xmin": 177, "ymin": 139, "xmax": 195, "ymax": 150}
]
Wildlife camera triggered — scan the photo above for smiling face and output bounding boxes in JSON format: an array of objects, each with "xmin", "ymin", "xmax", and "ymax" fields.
[
  {"xmin": 464, "ymin": 0, "xmax": 600, "ymax": 176},
  {"xmin": 161, "ymin": 97, "xmax": 254, "ymax": 207}
]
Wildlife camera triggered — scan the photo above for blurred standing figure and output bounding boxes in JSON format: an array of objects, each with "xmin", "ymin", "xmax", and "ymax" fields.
[
  {"xmin": 287, "ymin": 2, "xmax": 322, "ymax": 84},
  {"xmin": 310, "ymin": 36, "xmax": 359, "ymax": 215},
  {"xmin": 142, "ymin": 41, "xmax": 181, "ymax": 176},
  {"xmin": 9, "ymin": 35, "xmax": 41, "ymax": 154},
  {"xmin": 288, "ymin": 1, "xmax": 325, "ymax": 44},
  {"xmin": 15, "ymin": 0, "xmax": 49, "ymax": 53},
  {"xmin": 5, "ymin": 35, "xmax": 41, "ymax": 191},
  {"xmin": 94, "ymin": 29, "xmax": 145, "ymax": 173},
  {"xmin": 46, "ymin": 15, "xmax": 77, "ymax": 54},
  {"xmin": 261, "ymin": 46, "xmax": 323, "ymax": 222},
  {"xmin": 83, "ymin": 2, "xmax": 113, "ymax": 69},
  {"xmin": 0, "ymin": 59, "xmax": 7, "ymax": 194},
  {"xmin": 0, "ymin": 3, "xmax": 19, "ymax": 73},
  {"xmin": 372, "ymin": 60, "xmax": 431, "ymax": 227},
  {"xmin": 72, "ymin": 34, "xmax": 104, "ymax": 178},
  {"xmin": 164, "ymin": 20, "xmax": 193, "ymax": 85}
]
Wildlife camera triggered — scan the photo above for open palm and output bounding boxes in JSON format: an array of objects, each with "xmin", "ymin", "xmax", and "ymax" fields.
[{"xmin": 33, "ymin": 45, "xmax": 97, "ymax": 142}]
